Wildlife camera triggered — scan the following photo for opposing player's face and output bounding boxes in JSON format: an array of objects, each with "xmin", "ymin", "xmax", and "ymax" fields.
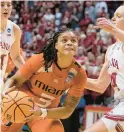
[
  {"xmin": 112, "ymin": 6, "xmax": 124, "ymax": 30},
  {"xmin": 0, "ymin": 0, "xmax": 12, "ymax": 19},
  {"xmin": 56, "ymin": 31, "xmax": 78, "ymax": 56}
]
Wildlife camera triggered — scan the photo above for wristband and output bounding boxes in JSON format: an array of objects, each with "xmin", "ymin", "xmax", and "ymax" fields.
[{"xmin": 40, "ymin": 108, "xmax": 47, "ymax": 119}]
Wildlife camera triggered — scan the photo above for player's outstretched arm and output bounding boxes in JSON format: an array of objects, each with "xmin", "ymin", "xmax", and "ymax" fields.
[
  {"xmin": 3, "ymin": 54, "xmax": 42, "ymax": 95},
  {"xmin": 86, "ymin": 54, "xmax": 111, "ymax": 93},
  {"xmin": 3, "ymin": 71, "xmax": 26, "ymax": 95},
  {"xmin": 10, "ymin": 24, "xmax": 25, "ymax": 69}
]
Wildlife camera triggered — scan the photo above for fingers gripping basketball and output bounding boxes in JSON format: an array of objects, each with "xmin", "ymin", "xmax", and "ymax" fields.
[{"xmin": 2, "ymin": 91, "xmax": 34, "ymax": 123}]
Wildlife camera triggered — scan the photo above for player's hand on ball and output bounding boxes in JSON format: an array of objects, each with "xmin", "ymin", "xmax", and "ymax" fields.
[
  {"xmin": 1, "ymin": 86, "xmax": 16, "ymax": 99},
  {"xmin": 24, "ymin": 98, "xmax": 43, "ymax": 122},
  {"xmin": 3, "ymin": 86, "xmax": 17, "ymax": 98},
  {"xmin": 24, "ymin": 106, "xmax": 42, "ymax": 122},
  {"xmin": 30, "ymin": 106, "xmax": 41, "ymax": 116}
]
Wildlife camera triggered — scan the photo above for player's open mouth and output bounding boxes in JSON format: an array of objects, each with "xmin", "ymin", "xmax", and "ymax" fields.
[
  {"xmin": 64, "ymin": 47, "xmax": 74, "ymax": 51},
  {"xmin": 112, "ymin": 22, "xmax": 116, "ymax": 25},
  {"xmin": 3, "ymin": 13, "xmax": 8, "ymax": 16},
  {"xmin": 65, "ymin": 49, "xmax": 74, "ymax": 51}
]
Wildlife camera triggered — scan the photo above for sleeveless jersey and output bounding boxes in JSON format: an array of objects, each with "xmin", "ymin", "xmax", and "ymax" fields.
[
  {"xmin": 0, "ymin": 20, "xmax": 15, "ymax": 80},
  {"xmin": 107, "ymin": 42, "xmax": 124, "ymax": 90}
]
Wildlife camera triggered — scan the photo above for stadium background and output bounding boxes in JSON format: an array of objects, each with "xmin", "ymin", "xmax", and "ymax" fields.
[{"xmin": 8, "ymin": 1, "xmax": 124, "ymax": 132}]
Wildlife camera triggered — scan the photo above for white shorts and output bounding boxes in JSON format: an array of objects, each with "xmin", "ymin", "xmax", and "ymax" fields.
[{"xmin": 101, "ymin": 102, "xmax": 124, "ymax": 131}]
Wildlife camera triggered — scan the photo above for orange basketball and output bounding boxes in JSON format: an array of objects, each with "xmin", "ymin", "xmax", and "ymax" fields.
[{"xmin": 2, "ymin": 90, "xmax": 34, "ymax": 123}]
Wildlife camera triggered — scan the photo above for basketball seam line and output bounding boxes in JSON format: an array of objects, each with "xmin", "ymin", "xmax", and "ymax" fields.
[
  {"xmin": 13, "ymin": 104, "xmax": 33, "ymax": 122},
  {"xmin": 3, "ymin": 95, "xmax": 30, "ymax": 116},
  {"xmin": 3, "ymin": 94, "xmax": 34, "ymax": 122},
  {"xmin": 2, "ymin": 90, "xmax": 19, "ymax": 103}
]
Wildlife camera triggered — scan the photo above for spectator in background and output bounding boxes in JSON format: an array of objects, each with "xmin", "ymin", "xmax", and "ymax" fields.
[
  {"xmin": 77, "ymin": 6, "xmax": 84, "ymax": 21},
  {"xmin": 79, "ymin": 11, "xmax": 92, "ymax": 33},
  {"xmin": 85, "ymin": 1, "xmax": 96, "ymax": 23},
  {"xmin": 62, "ymin": 10, "xmax": 71, "ymax": 27},
  {"xmin": 99, "ymin": 28, "xmax": 113, "ymax": 46},
  {"xmin": 10, "ymin": 9, "xmax": 19, "ymax": 24},
  {"xmin": 83, "ymin": 28, "xmax": 96, "ymax": 52},
  {"xmin": 70, "ymin": 7, "xmax": 80, "ymax": 29},
  {"xmin": 95, "ymin": 1, "xmax": 108, "ymax": 18},
  {"xmin": 55, "ymin": 7, "xmax": 62, "ymax": 31},
  {"xmin": 23, "ymin": 26, "xmax": 32, "ymax": 45},
  {"xmin": 75, "ymin": 46, "xmax": 86, "ymax": 65},
  {"xmin": 43, "ymin": 8, "xmax": 55, "ymax": 22}
]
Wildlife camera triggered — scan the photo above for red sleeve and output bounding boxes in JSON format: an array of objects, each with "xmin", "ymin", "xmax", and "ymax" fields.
[
  {"xmin": 19, "ymin": 53, "xmax": 44, "ymax": 80},
  {"xmin": 67, "ymin": 68, "xmax": 87, "ymax": 97}
]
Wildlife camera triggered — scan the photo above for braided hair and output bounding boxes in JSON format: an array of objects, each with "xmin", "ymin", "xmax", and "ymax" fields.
[{"xmin": 39, "ymin": 28, "xmax": 73, "ymax": 72}]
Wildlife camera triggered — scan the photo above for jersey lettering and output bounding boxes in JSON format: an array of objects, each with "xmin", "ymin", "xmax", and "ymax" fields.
[
  {"xmin": 110, "ymin": 73, "xmax": 117, "ymax": 88},
  {"xmin": 35, "ymin": 80, "xmax": 65, "ymax": 96},
  {"xmin": 0, "ymin": 42, "xmax": 10, "ymax": 50}
]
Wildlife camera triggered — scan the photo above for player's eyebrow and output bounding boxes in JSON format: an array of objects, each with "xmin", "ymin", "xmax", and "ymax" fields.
[
  {"xmin": 60, "ymin": 36, "xmax": 77, "ymax": 39},
  {"xmin": 115, "ymin": 13, "xmax": 121, "ymax": 16},
  {"xmin": 114, "ymin": 12, "xmax": 124, "ymax": 18},
  {"xmin": 1, "ymin": 2, "xmax": 11, "ymax": 4}
]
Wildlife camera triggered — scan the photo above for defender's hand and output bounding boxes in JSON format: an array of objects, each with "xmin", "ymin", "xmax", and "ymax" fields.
[
  {"xmin": 3, "ymin": 86, "xmax": 17, "ymax": 97},
  {"xmin": 24, "ymin": 105, "xmax": 42, "ymax": 122},
  {"xmin": 94, "ymin": 17, "xmax": 116, "ymax": 33}
]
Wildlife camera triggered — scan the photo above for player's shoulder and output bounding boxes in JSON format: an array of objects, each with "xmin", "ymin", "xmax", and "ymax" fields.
[
  {"xmin": 106, "ymin": 43, "xmax": 116, "ymax": 57},
  {"xmin": 105, "ymin": 43, "xmax": 117, "ymax": 62},
  {"xmin": 27, "ymin": 53, "xmax": 43, "ymax": 61},
  {"xmin": 27, "ymin": 53, "xmax": 44, "ymax": 65},
  {"xmin": 8, "ymin": 20, "xmax": 21, "ymax": 34},
  {"xmin": 107, "ymin": 43, "xmax": 116, "ymax": 52},
  {"xmin": 30, "ymin": 53, "xmax": 44, "ymax": 60},
  {"xmin": 21, "ymin": 53, "xmax": 44, "ymax": 73},
  {"xmin": 72, "ymin": 59, "xmax": 84, "ymax": 71}
]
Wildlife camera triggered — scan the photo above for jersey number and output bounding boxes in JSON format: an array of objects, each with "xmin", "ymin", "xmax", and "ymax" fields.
[
  {"xmin": 110, "ymin": 73, "xmax": 117, "ymax": 87},
  {"xmin": 39, "ymin": 93, "xmax": 55, "ymax": 108},
  {"xmin": 0, "ymin": 54, "xmax": 6, "ymax": 70}
]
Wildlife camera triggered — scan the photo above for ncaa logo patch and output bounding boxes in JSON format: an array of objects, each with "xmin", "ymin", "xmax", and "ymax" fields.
[{"xmin": 7, "ymin": 28, "xmax": 11, "ymax": 33}]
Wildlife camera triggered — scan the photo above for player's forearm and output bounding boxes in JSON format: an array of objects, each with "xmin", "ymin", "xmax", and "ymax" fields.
[
  {"xmin": 86, "ymin": 78, "xmax": 104, "ymax": 93},
  {"xmin": 4, "ymin": 78, "xmax": 16, "ymax": 91},
  {"xmin": 112, "ymin": 27, "xmax": 124, "ymax": 43},
  {"xmin": 13, "ymin": 55, "xmax": 25, "ymax": 69},
  {"xmin": 47, "ymin": 106, "xmax": 74, "ymax": 119},
  {"xmin": 4, "ymin": 76, "xmax": 22, "ymax": 92}
]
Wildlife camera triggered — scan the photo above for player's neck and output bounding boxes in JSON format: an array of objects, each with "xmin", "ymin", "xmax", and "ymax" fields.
[
  {"xmin": 57, "ymin": 54, "xmax": 73, "ymax": 69},
  {"xmin": 0, "ymin": 19, "xmax": 7, "ymax": 32}
]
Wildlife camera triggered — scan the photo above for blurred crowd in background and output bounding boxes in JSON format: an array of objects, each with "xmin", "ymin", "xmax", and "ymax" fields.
[{"xmin": 10, "ymin": 1, "xmax": 123, "ymax": 132}]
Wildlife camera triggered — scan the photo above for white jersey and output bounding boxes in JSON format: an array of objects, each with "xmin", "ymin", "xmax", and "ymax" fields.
[
  {"xmin": 100, "ymin": 42, "xmax": 124, "ymax": 131},
  {"xmin": 0, "ymin": 20, "xmax": 15, "ymax": 81},
  {"xmin": 107, "ymin": 42, "xmax": 124, "ymax": 90}
]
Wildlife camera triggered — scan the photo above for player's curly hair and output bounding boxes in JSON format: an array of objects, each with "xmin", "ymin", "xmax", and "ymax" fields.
[{"xmin": 39, "ymin": 28, "xmax": 73, "ymax": 72}]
